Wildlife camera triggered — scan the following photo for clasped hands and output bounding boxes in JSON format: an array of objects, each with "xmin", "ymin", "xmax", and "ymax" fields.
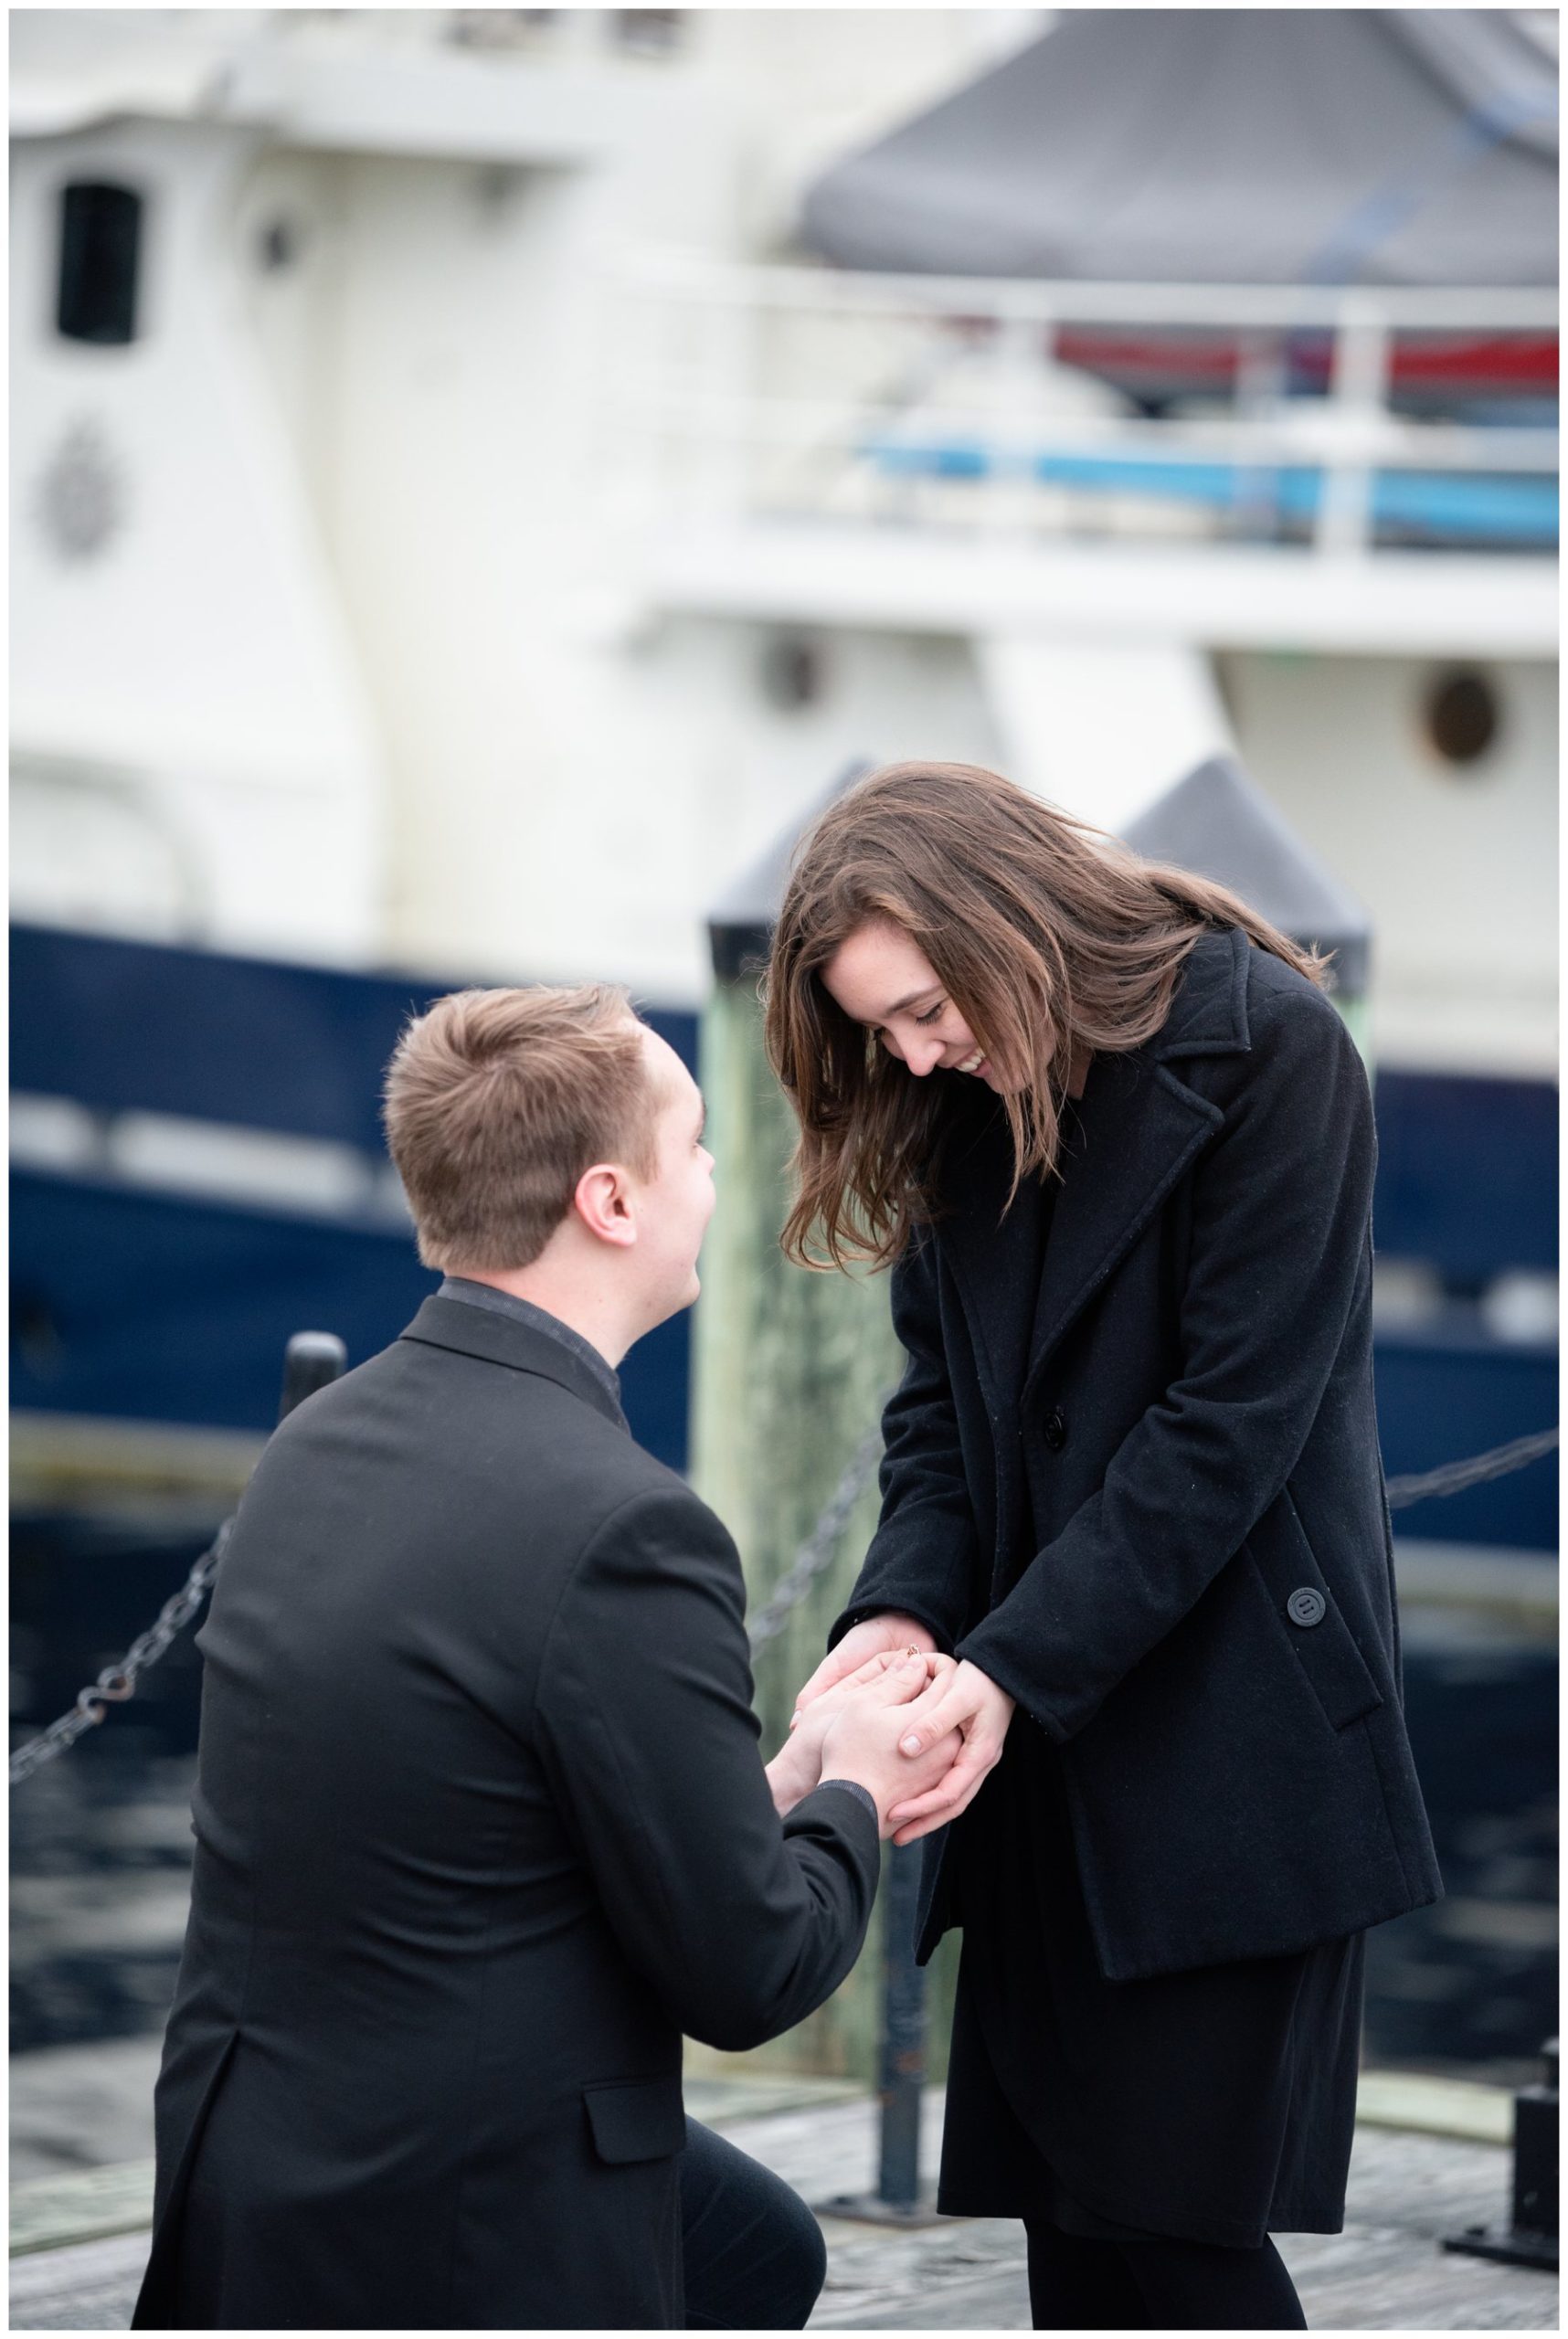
[{"xmin": 765, "ymin": 1614, "xmax": 1015, "ymax": 1846}]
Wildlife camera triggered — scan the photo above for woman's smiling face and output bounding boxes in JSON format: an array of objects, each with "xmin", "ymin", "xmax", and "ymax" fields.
[{"xmin": 821, "ymin": 918, "xmax": 1003, "ymax": 1091}]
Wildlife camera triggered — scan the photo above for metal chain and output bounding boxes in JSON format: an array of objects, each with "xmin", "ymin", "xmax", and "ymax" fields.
[
  {"xmin": 744, "ymin": 1416, "xmax": 1560, "ymax": 1646},
  {"xmin": 10, "ymin": 1420, "xmax": 1557, "ymax": 1783},
  {"xmin": 8, "ymin": 1520, "xmax": 233, "ymax": 1786},
  {"xmin": 1384, "ymin": 1426, "xmax": 1559, "ymax": 1511},
  {"xmin": 747, "ymin": 1396, "xmax": 897, "ymax": 1654}
]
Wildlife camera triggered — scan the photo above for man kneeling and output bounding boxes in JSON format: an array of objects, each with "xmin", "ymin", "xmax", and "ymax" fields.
[{"xmin": 132, "ymin": 983, "xmax": 957, "ymax": 2333}]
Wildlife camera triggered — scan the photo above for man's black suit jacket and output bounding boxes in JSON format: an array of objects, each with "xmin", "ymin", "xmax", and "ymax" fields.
[{"xmin": 132, "ymin": 1295, "xmax": 880, "ymax": 2331}]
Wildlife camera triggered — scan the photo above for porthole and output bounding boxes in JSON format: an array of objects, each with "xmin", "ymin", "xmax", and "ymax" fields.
[
  {"xmin": 1423, "ymin": 669, "xmax": 1500, "ymax": 769},
  {"xmin": 256, "ymin": 216, "xmax": 306, "ymax": 273},
  {"xmin": 760, "ymin": 634, "xmax": 825, "ymax": 713},
  {"xmin": 56, "ymin": 180, "xmax": 143, "ymax": 346}
]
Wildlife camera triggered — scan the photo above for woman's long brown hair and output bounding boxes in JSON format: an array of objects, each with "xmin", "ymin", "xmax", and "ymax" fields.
[{"xmin": 762, "ymin": 761, "xmax": 1329, "ymax": 1271}]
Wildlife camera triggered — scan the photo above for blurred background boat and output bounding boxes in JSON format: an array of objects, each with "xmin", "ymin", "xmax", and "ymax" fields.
[{"xmin": 9, "ymin": 7, "xmax": 1558, "ymax": 2092}]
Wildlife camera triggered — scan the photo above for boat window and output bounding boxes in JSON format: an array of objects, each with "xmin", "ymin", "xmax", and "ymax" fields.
[
  {"xmin": 1424, "ymin": 670, "xmax": 1501, "ymax": 770},
  {"xmin": 256, "ymin": 216, "xmax": 305, "ymax": 274},
  {"xmin": 612, "ymin": 10, "xmax": 685, "ymax": 55},
  {"xmin": 760, "ymin": 634, "xmax": 825, "ymax": 712},
  {"xmin": 56, "ymin": 180, "xmax": 144, "ymax": 346}
]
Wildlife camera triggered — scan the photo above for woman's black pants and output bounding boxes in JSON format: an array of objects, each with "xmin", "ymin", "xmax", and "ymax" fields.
[{"xmin": 1024, "ymin": 2218, "xmax": 1308, "ymax": 2330}]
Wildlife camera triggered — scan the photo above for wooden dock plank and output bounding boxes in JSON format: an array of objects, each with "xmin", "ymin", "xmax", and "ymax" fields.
[{"xmin": 10, "ymin": 2086, "xmax": 1556, "ymax": 2331}]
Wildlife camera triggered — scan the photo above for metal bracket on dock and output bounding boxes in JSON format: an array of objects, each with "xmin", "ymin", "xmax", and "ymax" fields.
[{"xmin": 1443, "ymin": 2037, "xmax": 1558, "ymax": 2273}]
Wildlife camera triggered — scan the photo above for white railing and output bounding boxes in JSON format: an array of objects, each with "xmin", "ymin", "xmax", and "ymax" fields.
[{"xmin": 609, "ymin": 251, "xmax": 1559, "ymax": 558}]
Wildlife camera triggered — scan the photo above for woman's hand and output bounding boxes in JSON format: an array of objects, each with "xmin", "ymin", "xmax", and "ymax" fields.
[
  {"xmin": 882, "ymin": 1658, "xmax": 1016, "ymax": 1846},
  {"xmin": 790, "ymin": 1614, "xmax": 938, "ymax": 1728}
]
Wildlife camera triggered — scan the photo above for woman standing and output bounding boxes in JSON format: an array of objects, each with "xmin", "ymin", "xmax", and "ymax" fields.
[{"xmin": 771, "ymin": 763, "xmax": 1441, "ymax": 2331}]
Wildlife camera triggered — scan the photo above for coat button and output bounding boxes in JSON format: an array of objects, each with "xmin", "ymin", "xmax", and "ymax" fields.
[
  {"xmin": 1043, "ymin": 1408, "xmax": 1067, "ymax": 1452},
  {"xmin": 1287, "ymin": 1586, "xmax": 1327, "ymax": 1628}
]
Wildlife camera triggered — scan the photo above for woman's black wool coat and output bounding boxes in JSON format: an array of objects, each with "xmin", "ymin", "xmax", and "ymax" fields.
[{"xmin": 832, "ymin": 925, "xmax": 1443, "ymax": 1984}]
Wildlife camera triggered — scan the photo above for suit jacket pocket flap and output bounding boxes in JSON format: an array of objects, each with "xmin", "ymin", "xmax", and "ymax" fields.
[
  {"xmin": 584, "ymin": 2076, "xmax": 685, "ymax": 2164},
  {"xmin": 1247, "ymin": 1490, "xmax": 1384, "ymax": 1731}
]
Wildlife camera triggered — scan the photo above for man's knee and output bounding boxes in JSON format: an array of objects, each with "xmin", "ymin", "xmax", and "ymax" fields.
[
  {"xmin": 681, "ymin": 2122, "xmax": 827, "ymax": 2329},
  {"xmin": 773, "ymin": 2186, "xmax": 827, "ymax": 2323}
]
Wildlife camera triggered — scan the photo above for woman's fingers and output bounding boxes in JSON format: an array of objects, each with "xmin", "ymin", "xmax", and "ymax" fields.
[
  {"xmin": 891, "ymin": 1808, "xmax": 959, "ymax": 1848},
  {"xmin": 887, "ymin": 1739, "xmax": 1001, "ymax": 1842},
  {"xmin": 885, "ymin": 1741, "xmax": 990, "ymax": 1827},
  {"xmin": 894, "ymin": 1657, "xmax": 1012, "ymax": 1756},
  {"xmin": 879, "ymin": 1661, "xmax": 1014, "ymax": 1840},
  {"xmin": 893, "ymin": 1676, "xmax": 978, "ymax": 1757}
]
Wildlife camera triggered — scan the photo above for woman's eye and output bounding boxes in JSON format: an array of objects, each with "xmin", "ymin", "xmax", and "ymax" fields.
[{"xmin": 915, "ymin": 1001, "xmax": 946, "ymax": 1027}]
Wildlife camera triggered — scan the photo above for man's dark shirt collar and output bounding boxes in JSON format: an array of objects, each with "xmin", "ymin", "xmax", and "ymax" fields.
[{"xmin": 439, "ymin": 1276, "xmax": 624, "ymax": 1413}]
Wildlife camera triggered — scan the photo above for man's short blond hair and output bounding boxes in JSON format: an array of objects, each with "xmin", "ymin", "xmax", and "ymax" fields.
[{"xmin": 382, "ymin": 984, "xmax": 662, "ymax": 1273}]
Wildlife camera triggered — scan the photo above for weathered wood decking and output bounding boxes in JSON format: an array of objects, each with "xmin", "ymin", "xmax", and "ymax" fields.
[{"xmin": 9, "ymin": 2051, "xmax": 1557, "ymax": 2330}]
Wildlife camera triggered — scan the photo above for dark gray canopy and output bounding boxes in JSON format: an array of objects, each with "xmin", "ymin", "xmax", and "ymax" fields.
[
  {"xmin": 707, "ymin": 761, "xmax": 874, "ymax": 980},
  {"xmin": 1121, "ymin": 756, "xmax": 1372, "ymax": 996},
  {"xmin": 709, "ymin": 752, "xmax": 1370, "ymax": 996},
  {"xmin": 800, "ymin": 11, "xmax": 1557, "ymax": 287}
]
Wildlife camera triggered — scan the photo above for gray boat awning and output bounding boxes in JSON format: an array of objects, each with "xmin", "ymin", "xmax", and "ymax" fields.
[
  {"xmin": 800, "ymin": 10, "xmax": 1558, "ymax": 287},
  {"xmin": 1121, "ymin": 755, "xmax": 1372, "ymax": 995},
  {"xmin": 709, "ymin": 754, "xmax": 1371, "ymax": 995},
  {"xmin": 707, "ymin": 761, "xmax": 874, "ymax": 980}
]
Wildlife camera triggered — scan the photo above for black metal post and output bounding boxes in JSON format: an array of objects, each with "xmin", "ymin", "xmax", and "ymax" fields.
[
  {"xmin": 1444, "ymin": 2037, "xmax": 1558, "ymax": 2272},
  {"xmin": 819, "ymin": 1839, "xmax": 941, "ymax": 2227},
  {"xmin": 876, "ymin": 1840, "xmax": 927, "ymax": 2210},
  {"xmin": 278, "ymin": 1331, "xmax": 348, "ymax": 1424}
]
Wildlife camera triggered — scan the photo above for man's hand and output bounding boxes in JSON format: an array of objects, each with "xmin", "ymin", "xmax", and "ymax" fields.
[
  {"xmin": 790, "ymin": 1614, "xmax": 938, "ymax": 1728},
  {"xmin": 817, "ymin": 1659, "xmax": 966, "ymax": 1838},
  {"xmin": 766, "ymin": 1648, "xmax": 950, "ymax": 1815},
  {"xmin": 882, "ymin": 1658, "xmax": 1016, "ymax": 1846}
]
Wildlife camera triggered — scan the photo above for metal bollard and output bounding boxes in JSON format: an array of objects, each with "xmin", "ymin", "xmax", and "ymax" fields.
[
  {"xmin": 1443, "ymin": 2037, "xmax": 1558, "ymax": 2272},
  {"xmin": 876, "ymin": 1840, "xmax": 927, "ymax": 2211},
  {"xmin": 279, "ymin": 1332, "xmax": 348, "ymax": 1423},
  {"xmin": 819, "ymin": 1841, "xmax": 941, "ymax": 2228}
]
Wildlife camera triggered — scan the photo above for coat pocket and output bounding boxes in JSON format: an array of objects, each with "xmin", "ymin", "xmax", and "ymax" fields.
[
  {"xmin": 583, "ymin": 2075, "xmax": 686, "ymax": 2165},
  {"xmin": 1245, "ymin": 1488, "xmax": 1384, "ymax": 1731}
]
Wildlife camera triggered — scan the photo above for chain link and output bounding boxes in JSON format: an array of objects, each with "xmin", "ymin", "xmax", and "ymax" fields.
[
  {"xmin": 744, "ymin": 1416, "xmax": 1560, "ymax": 1648},
  {"xmin": 747, "ymin": 1396, "xmax": 897, "ymax": 1654},
  {"xmin": 1384, "ymin": 1426, "xmax": 1558, "ymax": 1511},
  {"xmin": 8, "ymin": 1521, "xmax": 233, "ymax": 1786}
]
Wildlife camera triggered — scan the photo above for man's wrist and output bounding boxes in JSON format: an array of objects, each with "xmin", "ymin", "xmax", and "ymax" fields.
[
  {"xmin": 814, "ymin": 1777, "xmax": 880, "ymax": 1829},
  {"xmin": 766, "ymin": 1745, "xmax": 816, "ymax": 1816}
]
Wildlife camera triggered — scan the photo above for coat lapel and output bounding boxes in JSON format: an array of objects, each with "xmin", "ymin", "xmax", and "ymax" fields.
[
  {"xmin": 1020, "ymin": 1053, "xmax": 1222, "ymax": 1405},
  {"xmin": 933, "ymin": 1090, "xmax": 1043, "ymax": 1423},
  {"xmin": 939, "ymin": 927, "xmax": 1250, "ymax": 1410}
]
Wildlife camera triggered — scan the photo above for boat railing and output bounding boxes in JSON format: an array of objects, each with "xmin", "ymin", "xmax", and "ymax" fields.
[{"xmin": 609, "ymin": 250, "xmax": 1559, "ymax": 556}]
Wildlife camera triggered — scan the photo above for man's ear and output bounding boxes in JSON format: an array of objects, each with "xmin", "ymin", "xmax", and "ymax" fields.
[{"xmin": 572, "ymin": 1161, "xmax": 637, "ymax": 1248}]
